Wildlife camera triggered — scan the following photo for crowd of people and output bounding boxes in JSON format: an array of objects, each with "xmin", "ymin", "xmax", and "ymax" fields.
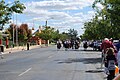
[
  {"xmin": 56, "ymin": 39, "xmax": 80, "ymax": 50},
  {"xmin": 100, "ymin": 38, "xmax": 120, "ymax": 80}
]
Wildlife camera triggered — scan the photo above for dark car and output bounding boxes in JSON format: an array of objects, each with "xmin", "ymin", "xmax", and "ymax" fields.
[
  {"xmin": 113, "ymin": 40, "xmax": 119, "ymax": 45},
  {"xmin": 90, "ymin": 40, "xmax": 102, "ymax": 51}
]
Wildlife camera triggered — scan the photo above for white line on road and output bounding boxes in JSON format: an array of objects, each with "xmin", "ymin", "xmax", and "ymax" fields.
[
  {"xmin": 18, "ymin": 68, "xmax": 32, "ymax": 77},
  {"xmin": 48, "ymin": 55, "xmax": 53, "ymax": 58},
  {"xmin": 48, "ymin": 54, "xmax": 56, "ymax": 58}
]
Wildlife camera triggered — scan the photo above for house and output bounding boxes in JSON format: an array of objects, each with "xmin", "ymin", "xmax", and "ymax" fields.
[{"xmin": 28, "ymin": 26, "xmax": 45, "ymax": 45}]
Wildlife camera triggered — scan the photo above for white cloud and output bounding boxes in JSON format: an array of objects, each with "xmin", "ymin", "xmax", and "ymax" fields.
[
  {"xmin": 22, "ymin": 0, "xmax": 95, "ymax": 35},
  {"xmin": 25, "ymin": 0, "xmax": 94, "ymax": 11},
  {"xmin": 95, "ymin": 3, "xmax": 104, "ymax": 10}
]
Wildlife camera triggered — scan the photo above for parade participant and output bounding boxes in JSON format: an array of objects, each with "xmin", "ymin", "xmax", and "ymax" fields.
[
  {"xmin": 101, "ymin": 38, "xmax": 117, "ymax": 68},
  {"xmin": 83, "ymin": 41, "xmax": 88, "ymax": 50},
  {"xmin": 109, "ymin": 38, "xmax": 113, "ymax": 43},
  {"xmin": 75, "ymin": 40, "xmax": 79, "ymax": 49},
  {"xmin": 64, "ymin": 39, "xmax": 69, "ymax": 51},
  {"xmin": 101, "ymin": 38, "xmax": 116, "ymax": 54},
  {"xmin": 56, "ymin": 39, "xmax": 62, "ymax": 49},
  {"xmin": 105, "ymin": 48, "xmax": 117, "ymax": 80},
  {"xmin": 70, "ymin": 39, "xmax": 75, "ymax": 49}
]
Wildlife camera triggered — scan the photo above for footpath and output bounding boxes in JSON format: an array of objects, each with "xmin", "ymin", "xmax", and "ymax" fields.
[{"xmin": 2, "ymin": 44, "xmax": 47, "ymax": 54}]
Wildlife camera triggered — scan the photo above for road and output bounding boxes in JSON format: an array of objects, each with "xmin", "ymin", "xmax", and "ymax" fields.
[{"xmin": 0, "ymin": 45, "xmax": 106, "ymax": 80}]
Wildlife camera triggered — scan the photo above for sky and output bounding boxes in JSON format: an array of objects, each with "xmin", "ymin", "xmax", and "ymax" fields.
[{"xmin": 4, "ymin": 0, "xmax": 101, "ymax": 35}]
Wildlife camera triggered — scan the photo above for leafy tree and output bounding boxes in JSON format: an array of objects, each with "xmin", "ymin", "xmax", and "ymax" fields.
[
  {"xmin": 68, "ymin": 29, "xmax": 78, "ymax": 39},
  {"xmin": 18, "ymin": 24, "xmax": 32, "ymax": 43},
  {"xmin": 83, "ymin": 0, "xmax": 120, "ymax": 40},
  {"xmin": 5, "ymin": 23, "xmax": 32, "ymax": 44},
  {"xmin": 36, "ymin": 26, "xmax": 55, "ymax": 45},
  {"xmin": 5, "ymin": 23, "xmax": 16, "ymax": 40},
  {"xmin": 51, "ymin": 30, "xmax": 60, "ymax": 41},
  {"xmin": 0, "ymin": 0, "xmax": 26, "ymax": 30},
  {"xmin": 4, "ymin": 29, "xmax": 11, "ymax": 39},
  {"xmin": 19, "ymin": 24, "xmax": 32, "ymax": 42},
  {"xmin": 59, "ymin": 32, "xmax": 69, "ymax": 41},
  {"xmin": 38, "ymin": 27, "xmax": 54, "ymax": 40}
]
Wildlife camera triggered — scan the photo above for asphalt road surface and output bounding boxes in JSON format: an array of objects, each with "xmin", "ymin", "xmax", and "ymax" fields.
[{"xmin": 0, "ymin": 45, "xmax": 107, "ymax": 80}]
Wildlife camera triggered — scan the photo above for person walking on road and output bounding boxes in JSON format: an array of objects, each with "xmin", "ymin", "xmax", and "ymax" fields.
[
  {"xmin": 105, "ymin": 48, "xmax": 117, "ymax": 80},
  {"xmin": 100, "ymin": 38, "xmax": 116, "ymax": 68},
  {"xmin": 83, "ymin": 41, "xmax": 88, "ymax": 50},
  {"xmin": 56, "ymin": 39, "xmax": 62, "ymax": 50},
  {"xmin": 101, "ymin": 38, "xmax": 116, "ymax": 54}
]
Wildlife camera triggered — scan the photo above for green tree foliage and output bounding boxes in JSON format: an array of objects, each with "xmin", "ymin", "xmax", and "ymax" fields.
[
  {"xmin": 37, "ymin": 26, "xmax": 55, "ymax": 40},
  {"xmin": 5, "ymin": 23, "xmax": 15, "ymax": 40},
  {"xmin": 83, "ymin": 0, "xmax": 120, "ymax": 40},
  {"xmin": 19, "ymin": 24, "xmax": 32, "ymax": 42},
  {"xmin": 5, "ymin": 23, "xmax": 32, "ymax": 43},
  {"xmin": 35, "ymin": 27, "xmax": 70, "ymax": 43},
  {"xmin": 51, "ymin": 30, "xmax": 60, "ymax": 41},
  {"xmin": 59, "ymin": 32, "xmax": 69, "ymax": 41},
  {"xmin": 4, "ymin": 29, "xmax": 11, "ymax": 39},
  {"xmin": 68, "ymin": 29, "xmax": 78, "ymax": 39},
  {"xmin": 0, "ymin": 0, "xmax": 26, "ymax": 30}
]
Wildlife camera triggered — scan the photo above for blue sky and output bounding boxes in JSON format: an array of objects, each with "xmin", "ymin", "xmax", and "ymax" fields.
[{"xmin": 4, "ymin": 0, "xmax": 100, "ymax": 35}]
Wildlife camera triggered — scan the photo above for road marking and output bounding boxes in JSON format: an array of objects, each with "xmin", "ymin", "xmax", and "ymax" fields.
[
  {"xmin": 48, "ymin": 55, "xmax": 53, "ymax": 58},
  {"xmin": 18, "ymin": 68, "xmax": 32, "ymax": 76}
]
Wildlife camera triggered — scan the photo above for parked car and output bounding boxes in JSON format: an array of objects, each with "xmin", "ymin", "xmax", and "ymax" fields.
[
  {"xmin": 113, "ymin": 40, "xmax": 119, "ymax": 45},
  {"xmin": 89, "ymin": 40, "xmax": 102, "ymax": 51}
]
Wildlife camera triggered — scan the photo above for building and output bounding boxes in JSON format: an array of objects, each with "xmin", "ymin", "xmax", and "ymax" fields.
[{"xmin": 28, "ymin": 26, "xmax": 45, "ymax": 45}]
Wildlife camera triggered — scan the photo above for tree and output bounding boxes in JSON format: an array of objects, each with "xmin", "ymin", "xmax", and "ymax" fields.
[
  {"xmin": 4, "ymin": 29, "xmax": 11, "ymax": 39},
  {"xmin": 68, "ymin": 29, "xmax": 78, "ymax": 39},
  {"xmin": 92, "ymin": 0, "xmax": 120, "ymax": 39},
  {"xmin": 59, "ymin": 32, "xmax": 69, "ymax": 41},
  {"xmin": 51, "ymin": 30, "xmax": 60, "ymax": 41},
  {"xmin": 5, "ymin": 23, "xmax": 16, "ymax": 40},
  {"xmin": 82, "ymin": 0, "xmax": 120, "ymax": 40},
  {"xmin": 0, "ymin": 0, "xmax": 26, "ymax": 30},
  {"xmin": 38, "ymin": 27, "xmax": 54, "ymax": 40},
  {"xmin": 5, "ymin": 23, "xmax": 32, "ymax": 44},
  {"xmin": 36, "ymin": 26, "xmax": 55, "ymax": 46},
  {"xmin": 19, "ymin": 24, "xmax": 32, "ymax": 42}
]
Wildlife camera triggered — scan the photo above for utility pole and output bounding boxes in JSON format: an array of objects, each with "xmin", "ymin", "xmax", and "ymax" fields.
[
  {"xmin": 16, "ymin": 13, "xmax": 18, "ymax": 46},
  {"xmin": 13, "ymin": 13, "xmax": 14, "ymax": 47}
]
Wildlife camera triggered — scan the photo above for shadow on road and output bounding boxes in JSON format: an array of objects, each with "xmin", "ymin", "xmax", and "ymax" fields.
[
  {"xmin": 80, "ymin": 49, "xmax": 101, "ymax": 52},
  {"xmin": 56, "ymin": 57, "xmax": 102, "ymax": 64},
  {"xmin": 85, "ymin": 70, "xmax": 103, "ymax": 73},
  {"xmin": 55, "ymin": 57, "xmax": 104, "ymax": 73},
  {"xmin": 52, "ymin": 48, "xmax": 102, "ymax": 52}
]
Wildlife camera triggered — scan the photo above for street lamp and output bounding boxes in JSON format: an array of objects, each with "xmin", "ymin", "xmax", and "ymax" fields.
[{"xmin": 45, "ymin": 17, "xmax": 54, "ymax": 27}]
